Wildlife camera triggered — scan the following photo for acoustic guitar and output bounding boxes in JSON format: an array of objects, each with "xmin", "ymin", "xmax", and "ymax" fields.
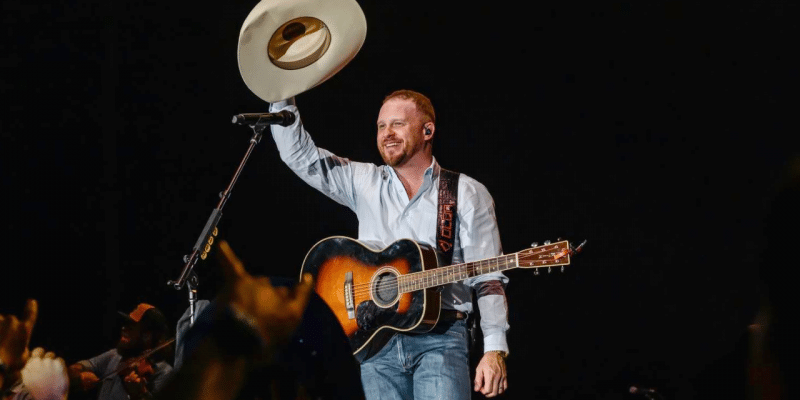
[{"xmin": 300, "ymin": 236, "xmax": 584, "ymax": 362}]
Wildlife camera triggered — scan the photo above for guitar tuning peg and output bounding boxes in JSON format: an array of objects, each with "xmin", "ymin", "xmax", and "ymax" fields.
[
  {"xmin": 544, "ymin": 240, "xmax": 551, "ymax": 245},
  {"xmin": 561, "ymin": 266, "xmax": 565, "ymax": 273},
  {"xmin": 534, "ymin": 269, "xmax": 539, "ymax": 276},
  {"xmin": 531, "ymin": 242, "xmax": 539, "ymax": 247},
  {"xmin": 570, "ymin": 240, "xmax": 587, "ymax": 253},
  {"xmin": 547, "ymin": 266, "xmax": 551, "ymax": 273},
  {"xmin": 557, "ymin": 237, "xmax": 562, "ymax": 241}
]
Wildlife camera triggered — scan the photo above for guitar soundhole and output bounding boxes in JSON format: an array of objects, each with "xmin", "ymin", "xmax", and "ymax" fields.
[{"xmin": 371, "ymin": 270, "xmax": 399, "ymax": 308}]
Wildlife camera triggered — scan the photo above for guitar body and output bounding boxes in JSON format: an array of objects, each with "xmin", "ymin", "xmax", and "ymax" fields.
[
  {"xmin": 299, "ymin": 235, "xmax": 582, "ymax": 362},
  {"xmin": 300, "ymin": 236, "xmax": 442, "ymax": 362}
]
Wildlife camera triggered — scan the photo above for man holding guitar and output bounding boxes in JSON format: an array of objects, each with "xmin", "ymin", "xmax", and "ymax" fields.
[{"xmin": 269, "ymin": 90, "xmax": 510, "ymax": 399}]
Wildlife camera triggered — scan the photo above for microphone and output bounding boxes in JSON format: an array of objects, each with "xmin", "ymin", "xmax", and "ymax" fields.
[{"xmin": 231, "ymin": 110, "xmax": 296, "ymax": 127}]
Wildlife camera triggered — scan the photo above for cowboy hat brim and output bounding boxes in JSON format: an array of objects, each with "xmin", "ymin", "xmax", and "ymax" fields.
[{"xmin": 237, "ymin": 0, "xmax": 367, "ymax": 103}]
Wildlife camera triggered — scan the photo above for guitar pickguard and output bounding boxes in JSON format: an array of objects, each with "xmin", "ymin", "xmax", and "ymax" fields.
[{"xmin": 355, "ymin": 300, "xmax": 397, "ymax": 332}]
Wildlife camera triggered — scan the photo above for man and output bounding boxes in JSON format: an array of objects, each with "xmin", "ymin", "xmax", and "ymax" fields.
[
  {"xmin": 269, "ymin": 90, "xmax": 510, "ymax": 399},
  {"xmin": 69, "ymin": 303, "xmax": 173, "ymax": 400}
]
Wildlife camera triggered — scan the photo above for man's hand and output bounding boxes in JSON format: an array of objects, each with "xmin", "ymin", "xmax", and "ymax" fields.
[
  {"xmin": 21, "ymin": 347, "xmax": 68, "ymax": 400},
  {"xmin": 474, "ymin": 351, "xmax": 508, "ymax": 397},
  {"xmin": 216, "ymin": 240, "xmax": 314, "ymax": 348},
  {"xmin": 68, "ymin": 364, "xmax": 99, "ymax": 392},
  {"xmin": 0, "ymin": 299, "xmax": 38, "ymax": 372},
  {"xmin": 122, "ymin": 370, "xmax": 149, "ymax": 399}
]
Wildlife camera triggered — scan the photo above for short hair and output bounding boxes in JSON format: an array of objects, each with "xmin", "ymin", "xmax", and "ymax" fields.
[{"xmin": 383, "ymin": 90, "xmax": 436, "ymax": 124}]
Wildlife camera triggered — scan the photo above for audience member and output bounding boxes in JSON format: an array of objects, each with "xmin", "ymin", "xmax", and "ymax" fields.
[{"xmin": 68, "ymin": 304, "xmax": 173, "ymax": 400}]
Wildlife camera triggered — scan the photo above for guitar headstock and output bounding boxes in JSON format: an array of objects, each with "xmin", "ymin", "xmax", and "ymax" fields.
[{"xmin": 516, "ymin": 239, "xmax": 587, "ymax": 274}]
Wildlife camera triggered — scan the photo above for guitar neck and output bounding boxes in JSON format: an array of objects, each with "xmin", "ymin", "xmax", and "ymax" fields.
[
  {"xmin": 397, "ymin": 241, "xmax": 572, "ymax": 293},
  {"xmin": 397, "ymin": 254, "xmax": 519, "ymax": 293}
]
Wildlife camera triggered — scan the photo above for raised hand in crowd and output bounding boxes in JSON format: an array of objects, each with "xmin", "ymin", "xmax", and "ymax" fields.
[
  {"xmin": 1, "ymin": 299, "xmax": 38, "ymax": 398},
  {"xmin": 215, "ymin": 240, "xmax": 314, "ymax": 351},
  {"xmin": 155, "ymin": 240, "xmax": 314, "ymax": 400},
  {"xmin": 21, "ymin": 347, "xmax": 68, "ymax": 400}
]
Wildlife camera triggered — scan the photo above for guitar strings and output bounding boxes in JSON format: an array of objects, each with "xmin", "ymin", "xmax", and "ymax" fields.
[
  {"xmin": 348, "ymin": 253, "xmax": 560, "ymax": 296},
  {"xmin": 348, "ymin": 258, "xmax": 517, "ymax": 295},
  {"xmin": 353, "ymin": 263, "xmax": 514, "ymax": 295},
  {"xmin": 353, "ymin": 250, "xmax": 547, "ymax": 288},
  {"xmin": 348, "ymin": 252, "xmax": 559, "ymax": 294}
]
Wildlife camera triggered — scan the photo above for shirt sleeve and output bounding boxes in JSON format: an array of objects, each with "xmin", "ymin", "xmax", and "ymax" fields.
[
  {"xmin": 78, "ymin": 349, "xmax": 117, "ymax": 375},
  {"xmin": 269, "ymin": 98, "xmax": 372, "ymax": 211},
  {"xmin": 149, "ymin": 363, "xmax": 173, "ymax": 394},
  {"xmin": 458, "ymin": 178, "xmax": 510, "ymax": 354}
]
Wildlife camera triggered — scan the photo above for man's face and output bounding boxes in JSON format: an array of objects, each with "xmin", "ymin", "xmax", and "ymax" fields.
[
  {"xmin": 376, "ymin": 98, "xmax": 427, "ymax": 167},
  {"xmin": 117, "ymin": 321, "xmax": 144, "ymax": 355}
]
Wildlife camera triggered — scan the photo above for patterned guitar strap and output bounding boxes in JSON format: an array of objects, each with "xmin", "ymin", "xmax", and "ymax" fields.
[
  {"xmin": 436, "ymin": 167, "xmax": 478, "ymax": 350},
  {"xmin": 436, "ymin": 167, "xmax": 459, "ymax": 266}
]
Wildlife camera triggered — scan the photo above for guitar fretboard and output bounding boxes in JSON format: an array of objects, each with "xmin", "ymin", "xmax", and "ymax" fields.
[{"xmin": 397, "ymin": 254, "xmax": 518, "ymax": 293}]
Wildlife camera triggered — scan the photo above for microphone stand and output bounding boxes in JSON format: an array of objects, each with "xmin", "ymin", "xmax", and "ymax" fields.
[{"xmin": 167, "ymin": 121, "xmax": 270, "ymax": 325}]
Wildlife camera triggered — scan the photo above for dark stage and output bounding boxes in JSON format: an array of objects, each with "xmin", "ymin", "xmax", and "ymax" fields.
[{"xmin": 2, "ymin": 1, "xmax": 796, "ymax": 399}]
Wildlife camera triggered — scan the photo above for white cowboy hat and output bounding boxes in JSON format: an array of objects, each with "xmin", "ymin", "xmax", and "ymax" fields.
[{"xmin": 237, "ymin": 0, "xmax": 367, "ymax": 103}]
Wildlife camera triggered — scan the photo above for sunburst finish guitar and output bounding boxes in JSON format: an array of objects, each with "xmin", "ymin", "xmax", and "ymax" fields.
[{"xmin": 300, "ymin": 236, "xmax": 584, "ymax": 362}]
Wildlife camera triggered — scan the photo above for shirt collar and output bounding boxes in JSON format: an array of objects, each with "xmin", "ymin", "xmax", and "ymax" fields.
[
  {"xmin": 383, "ymin": 157, "xmax": 440, "ymax": 183},
  {"xmin": 425, "ymin": 156, "xmax": 440, "ymax": 182}
]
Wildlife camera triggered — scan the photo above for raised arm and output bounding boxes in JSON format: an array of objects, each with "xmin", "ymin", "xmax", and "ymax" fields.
[{"xmin": 269, "ymin": 98, "xmax": 372, "ymax": 211}]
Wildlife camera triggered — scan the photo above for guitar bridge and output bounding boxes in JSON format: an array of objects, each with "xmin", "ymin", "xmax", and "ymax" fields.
[{"xmin": 344, "ymin": 271, "xmax": 355, "ymax": 320}]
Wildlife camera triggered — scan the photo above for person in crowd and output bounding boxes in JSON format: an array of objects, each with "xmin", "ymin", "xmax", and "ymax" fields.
[{"xmin": 68, "ymin": 304, "xmax": 173, "ymax": 400}]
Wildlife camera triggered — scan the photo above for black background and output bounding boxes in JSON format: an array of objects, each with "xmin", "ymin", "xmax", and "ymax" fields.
[{"xmin": 2, "ymin": 0, "xmax": 797, "ymax": 399}]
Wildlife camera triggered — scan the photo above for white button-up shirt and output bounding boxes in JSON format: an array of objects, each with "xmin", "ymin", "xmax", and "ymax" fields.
[{"xmin": 270, "ymin": 99, "xmax": 509, "ymax": 352}]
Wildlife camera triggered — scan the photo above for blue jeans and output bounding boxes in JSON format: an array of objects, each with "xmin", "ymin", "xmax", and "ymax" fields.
[{"xmin": 360, "ymin": 320, "xmax": 471, "ymax": 400}]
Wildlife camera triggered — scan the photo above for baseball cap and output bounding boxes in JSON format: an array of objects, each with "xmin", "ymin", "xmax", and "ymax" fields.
[{"xmin": 118, "ymin": 303, "xmax": 168, "ymax": 335}]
